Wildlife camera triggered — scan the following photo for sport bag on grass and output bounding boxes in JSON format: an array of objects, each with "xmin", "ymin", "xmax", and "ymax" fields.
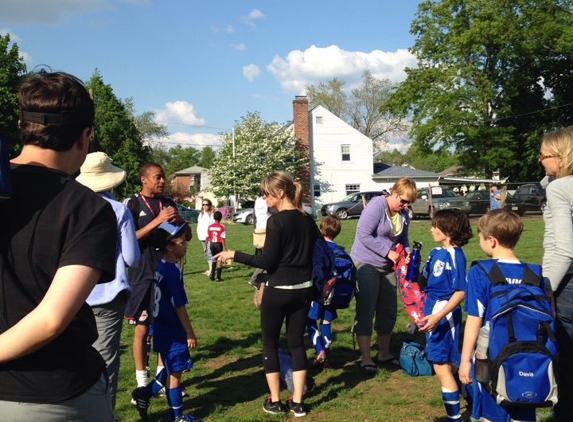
[
  {"xmin": 475, "ymin": 260, "xmax": 558, "ymax": 408},
  {"xmin": 399, "ymin": 340, "xmax": 433, "ymax": 377}
]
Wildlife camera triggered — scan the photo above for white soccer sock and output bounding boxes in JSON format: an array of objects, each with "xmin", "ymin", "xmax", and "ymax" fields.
[{"xmin": 135, "ymin": 369, "xmax": 148, "ymax": 387}]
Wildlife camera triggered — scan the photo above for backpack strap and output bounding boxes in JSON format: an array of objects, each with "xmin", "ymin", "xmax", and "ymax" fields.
[{"xmin": 474, "ymin": 260, "xmax": 542, "ymax": 288}]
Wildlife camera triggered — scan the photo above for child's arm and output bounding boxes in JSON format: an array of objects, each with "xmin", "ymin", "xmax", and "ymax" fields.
[
  {"xmin": 459, "ymin": 314, "xmax": 482, "ymax": 385},
  {"xmin": 221, "ymin": 238, "xmax": 226, "ymax": 251},
  {"xmin": 174, "ymin": 305, "xmax": 197, "ymax": 349},
  {"xmin": 419, "ymin": 290, "xmax": 465, "ymax": 332}
]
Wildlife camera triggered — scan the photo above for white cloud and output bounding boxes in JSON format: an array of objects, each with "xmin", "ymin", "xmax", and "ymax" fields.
[
  {"xmin": 267, "ymin": 45, "xmax": 417, "ymax": 93},
  {"xmin": 155, "ymin": 132, "xmax": 222, "ymax": 150},
  {"xmin": 242, "ymin": 64, "xmax": 260, "ymax": 82},
  {"xmin": 225, "ymin": 25, "xmax": 234, "ymax": 34},
  {"xmin": 155, "ymin": 101, "xmax": 207, "ymax": 126},
  {"xmin": 242, "ymin": 9, "xmax": 264, "ymax": 27},
  {"xmin": 232, "ymin": 43, "xmax": 246, "ymax": 51},
  {"xmin": 248, "ymin": 9, "xmax": 264, "ymax": 20},
  {"xmin": 0, "ymin": 0, "xmax": 145, "ymax": 25}
]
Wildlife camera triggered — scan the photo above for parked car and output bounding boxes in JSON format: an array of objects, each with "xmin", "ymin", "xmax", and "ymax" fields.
[
  {"xmin": 464, "ymin": 190, "xmax": 491, "ymax": 215},
  {"xmin": 503, "ymin": 192, "xmax": 527, "ymax": 216},
  {"xmin": 233, "ymin": 202, "xmax": 314, "ymax": 225},
  {"xmin": 320, "ymin": 191, "xmax": 385, "ymax": 219},
  {"xmin": 506, "ymin": 183, "xmax": 547, "ymax": 214},
  {"xmin": 233, "ymin": 207, "xmax": 255, "ymax": 225},
  {"xmin": 176, "ymin": 204, "xmax": 199, "ymax": 223},
  {"xmin": 408, "ymin": 187, "xmax": 471, "ymax": 219}
]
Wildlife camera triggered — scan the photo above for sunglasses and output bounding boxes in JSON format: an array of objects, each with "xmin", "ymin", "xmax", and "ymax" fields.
[
  {"xmin": 202, "ymin": 203, "xmax": 211, "ymax": 206},
  {"xmin": 538, "ymin": 153, "xmax": 559, "ymax": 162},
  {"xmin": 399, "ymin": 198, "xmax": 411, "ymax": 205}
]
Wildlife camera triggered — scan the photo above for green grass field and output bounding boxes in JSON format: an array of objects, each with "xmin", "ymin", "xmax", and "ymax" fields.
[{"xmin": 114, "ymin": 215, "xmax": 554, "ymax": 422}]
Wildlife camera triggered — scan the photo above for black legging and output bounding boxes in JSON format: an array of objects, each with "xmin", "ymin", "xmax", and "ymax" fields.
[{"xmin": 260, "ymin": 285, "xmax": 314, "ymax": 373}]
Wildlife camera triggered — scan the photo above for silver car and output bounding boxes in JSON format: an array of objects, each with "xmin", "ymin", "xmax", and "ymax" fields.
[{"xmin": 408, "ymin": 187, "xmax": 471, "ymax": 219}]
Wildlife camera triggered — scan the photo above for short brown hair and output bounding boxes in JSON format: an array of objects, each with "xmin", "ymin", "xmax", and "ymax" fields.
[
  {"xmin": 477, "ymin": 209, "xmax": 523, "ymax": 248},
  {"xmin": 432, "ymin": 209, "xmax": 473, "ymax": 247},
  {"xmin": 320, "ymin": 215, "xmax": 341, "ymax": 239},
  {"xmin": 18, "ymin": 70, "xmax": 94, "ymax": 152}
]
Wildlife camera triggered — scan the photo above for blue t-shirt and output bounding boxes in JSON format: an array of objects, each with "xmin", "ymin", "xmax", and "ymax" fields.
[
  {"xmin": 490, "ymin": 189, "xmax": 500, "ymax": 209},
  {"xmin": 465, "ymin": 259, "xmax": 545, "ymax": 320},
  {"xmin": 152, "ymin": 259, "xmax": 189, "ymax": 353},
  {"xmin": 421, "ymin": 246, "xmax": 467, "ymax": 301}
]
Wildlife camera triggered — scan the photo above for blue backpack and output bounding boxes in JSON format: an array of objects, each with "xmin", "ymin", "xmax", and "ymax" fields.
[
  {"xmin": 475, "ymin": 260, "xmax": 558, "ymax": 408},
  {"xmin": 312, "ymin": 238, "xmax": 356, "ymax": 309}
]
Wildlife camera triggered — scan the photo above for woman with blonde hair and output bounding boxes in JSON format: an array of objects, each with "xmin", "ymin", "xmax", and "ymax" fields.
[
  {"xmin": 539, "ymin": 126, "xmax": 573, "ymax": 422},
  {"xmin": 351, "ymin": 177, "xmax": 417, "ymax": 372},
  {"xmin": 215, "ymin": 171, "xmax": 318, "ymax": 417},
  {"xmin": 196, "ymin": 198, "xmax": 215, "ymax": 276}
]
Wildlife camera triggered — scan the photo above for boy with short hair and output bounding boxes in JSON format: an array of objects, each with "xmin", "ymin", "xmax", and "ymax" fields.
[
  {"xmin": 307, "ymin": 215, "xmax": 355, "ymax": 366},
  {"xmin": 132, "ymin": 222, "xmax": 200, "ymax": 422},
  {"xmin": 459, "ymin": 209, "xmax": 550, "ymax": 422},
  {"xmin": 206, "ymin": 211, "xmax": 226, "ymax": 281}
]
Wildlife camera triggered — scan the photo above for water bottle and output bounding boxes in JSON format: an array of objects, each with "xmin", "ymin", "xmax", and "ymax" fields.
[
  {"xmin": 405, "ymin": 241, "xmax": 422, "ymax": 282},
  {"xmin": 474, "ymin": 323, "xmax": 490, "ymax": 383}
]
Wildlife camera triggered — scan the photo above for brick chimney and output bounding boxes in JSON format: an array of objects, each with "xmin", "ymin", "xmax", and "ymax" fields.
[{"xmin": 293, "ymin": 96, "xmax": 311, "ymax": 202}]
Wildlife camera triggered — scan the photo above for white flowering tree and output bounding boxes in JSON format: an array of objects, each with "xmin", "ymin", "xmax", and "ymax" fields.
[{"xmin": 209, "ymin": 112, "xmax": 307, "ymax": 200}]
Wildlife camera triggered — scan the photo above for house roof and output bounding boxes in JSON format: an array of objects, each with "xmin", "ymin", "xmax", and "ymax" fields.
[
  {"xmin": 373, "ymin": 163, "xmax": 442, "ymax": 179},
  {"xmin": 173, "ymin": 165, "xmax": 206, "ymax": 175}
]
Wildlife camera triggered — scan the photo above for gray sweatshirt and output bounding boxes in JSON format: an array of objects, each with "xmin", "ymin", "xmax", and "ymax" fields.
[{"xmin": 543, "ymin": 175, "xmax": 573, "ymax": 291}]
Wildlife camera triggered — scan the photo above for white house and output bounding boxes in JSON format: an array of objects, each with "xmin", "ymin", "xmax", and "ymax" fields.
[{"xmin": 289, "ymin": 96, "xmax": 382, "ymax": 208}]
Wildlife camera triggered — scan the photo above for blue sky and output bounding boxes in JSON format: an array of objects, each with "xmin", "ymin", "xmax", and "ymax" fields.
[{"xmin": 1, "ymin": 0, "xmax": 421, "ymax": 150}]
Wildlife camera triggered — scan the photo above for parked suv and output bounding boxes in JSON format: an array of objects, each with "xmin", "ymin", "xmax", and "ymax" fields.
[
  {"xmin": 505, "ymin": 183, "xmax": 547, "ymax": 214},
  {"xmin": 408, "ymin": 187, "xmax": 471, "ymax": 219},
  {"xmin": 320, "ymin": 191, "xmax": 385, "ymax": 219}
]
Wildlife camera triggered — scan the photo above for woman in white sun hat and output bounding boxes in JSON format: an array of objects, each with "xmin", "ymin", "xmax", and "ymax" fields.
[{"xmin": 76, "ymin": 151, "xmax": 140, "ymax": 411}]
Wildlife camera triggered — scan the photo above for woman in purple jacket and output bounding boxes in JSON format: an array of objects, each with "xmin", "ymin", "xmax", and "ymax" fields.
[{"xmin": 351, "ymin": 177, "xmax": 417, "ymax": 372}]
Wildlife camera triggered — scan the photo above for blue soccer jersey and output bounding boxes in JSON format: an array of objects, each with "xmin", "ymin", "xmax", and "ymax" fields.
[
  {"xmin": 422, "ymin": 246, "xmax": 467, "ymax": 301},
  {"xmin": 422, "ymin": 246, "xmax": 467, "ymax": 364},
  {"xmin": 465, "ymin": 259, "xmax": 545, "ymax": 319},
  {"xmin": 152, "ymin": 259, "xmax": 189, "ymax": 354}
]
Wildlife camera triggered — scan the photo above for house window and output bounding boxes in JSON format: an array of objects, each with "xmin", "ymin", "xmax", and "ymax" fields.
[
  {"xmin": 313, "ymin": 184, "xmax": 321, "ymax": 198},
  {"xmin": 315, "ymin": 116, "xmax": 323, "ymax": 124},
  {"xmin": 346, "ymin": 184, "xmax": 360, "ymax": 195},
  {"xmin": 341, "ymin": 144, "xmax": 350, "ymax": 161}
]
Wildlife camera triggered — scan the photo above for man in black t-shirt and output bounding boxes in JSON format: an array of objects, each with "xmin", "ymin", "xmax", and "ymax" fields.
[
  {"xmin": 125, "ymin": 162, "xmax": 191, "ymax": 390},
  {"xmin": 0, "ymin": 71, "xmax": 117, "ymax": 420}
]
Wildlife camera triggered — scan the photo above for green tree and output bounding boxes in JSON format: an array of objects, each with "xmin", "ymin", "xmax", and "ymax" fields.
[
  {"xmin": 86, "ymin": 70, "xmax": 151, "ymax": 200},
  {"xmin": 209, "ymin": 112, "xmax": 306, "ymax": 200},
  {"xmin": 0, "ymin": 34, "xmax": 26, "ymax": 152},
  {"xmin": 123, "ymin": 97, "xmax": 168, "ymax": 143},
  {"xmin": 306, "ymin": 70, "xmax": 409, "ymax": 151},
  {"xmin": 389, "ymin": 0, "xmax": 573, "ymax": 181},
  {"xmin": 198, "ymin": 145, "xmax": 215, "ymax": 169}
]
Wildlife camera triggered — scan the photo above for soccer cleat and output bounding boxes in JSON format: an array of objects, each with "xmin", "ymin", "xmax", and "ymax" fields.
[
  {"xmin": 286, "ymin": 397, "xmax": 307, "ymax": 417},
  {"xmin": 263, "ymin": 396, "xmax": 285, "ymax": 414},
  {"xmin": 312, "ymin": 350, "xmax": 328, "ymax": 366},
  {"xmin": 216, "ymin": 277, "xmax": 223, "ymax": 282},
  {"xmin": 131, "ymin": 387, "xmax": 150, "ymax": 419}
]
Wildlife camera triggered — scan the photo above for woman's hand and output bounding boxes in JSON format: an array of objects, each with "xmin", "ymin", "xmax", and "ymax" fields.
[
  {"xmin": 387, "ymin": 249, "xmax": 399, "ymax": 264},
  {"xmin": 213, "ymin": 250, "xmax": 235, "ymax": 263}
]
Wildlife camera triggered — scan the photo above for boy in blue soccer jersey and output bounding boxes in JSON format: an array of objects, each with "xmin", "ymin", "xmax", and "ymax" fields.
[
  {"xmin": 307, "ymin": 215, "xmax": 355, "ymax": 367},
  {"xmin": 418, "ymin": 209, "xmax": 473, "ymax": 422},
  {"xmin": 459, "ymin": 209, "xmax": 549, "ymax": 422},
  {"xmin": 132, "ymin": 222, "xmax": 200, "ymax": 422}
]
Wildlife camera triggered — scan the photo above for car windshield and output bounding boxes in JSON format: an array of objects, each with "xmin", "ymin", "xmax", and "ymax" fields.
[
  {"xmin": 419, "ymin": 188, "xmax": 458, "ymax": 199},
  {"xmin": 342, "ymin": 193, "xmax": 358, "ymax": 202}
]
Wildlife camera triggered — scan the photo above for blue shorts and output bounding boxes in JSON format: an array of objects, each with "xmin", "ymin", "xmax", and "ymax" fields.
[
  {"xmin": 308, "ymin": 301, "xmax": 337, "ymax": 321},
  {"xmin": 160, "ymin": 347, "xmax": 193, "ymax": 374},
  {"xmin": 424, "ymin": 298, "xmax": 462, "ymax": 366}
]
